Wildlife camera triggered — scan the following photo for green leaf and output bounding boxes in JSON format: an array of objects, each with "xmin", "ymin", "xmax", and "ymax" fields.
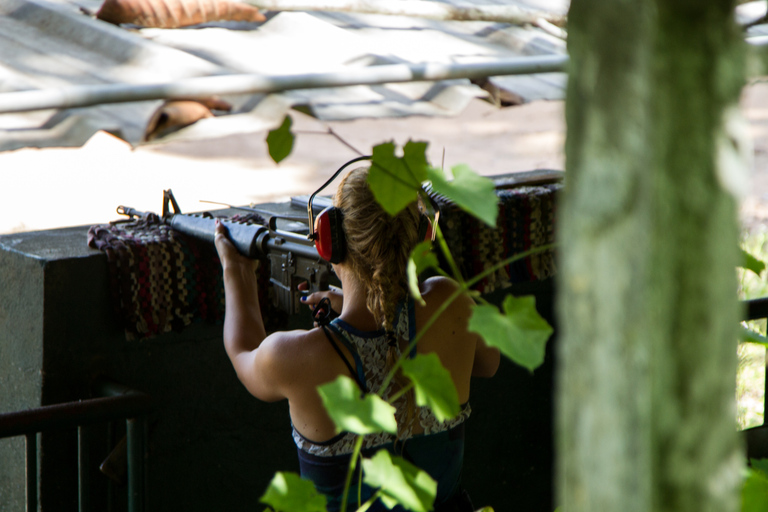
[
  {"xmin": 368, "ymin": 141, "xmax": 429, "ymax": 216},
  {"xmin": 742, "ymin": 326, "xmax": 768, "ymax": 346},
  {"xmin": 266, "ymin": 115, "xmax": 295, "ymax": 164},
  {"xmin": 743, "ymin": 466, "xmax": 768, "ymax": 512},
  {"xmin": 741, "ymin": 248, "xmax": 766, "ymax": 276},
  {"xmin": 407, "ymin": 241, "xmax": 439, "ymax": 306},
  {"xmin": 259, "ymin": 472, "xmax": 327, "ymax": 512},
  {"xmin": 362, "ymin": 450, "xmax": 437, "ymax": 512},
  {"xmin": 426, "ymin": 164, "xmax": 498, "ymax": 227},
  {"xmin": 318, "ymin": 375, "xmax": 397, "ymax": 435},
  {"xmin": 401, "ymin": 353, "xmax": 460, "ymax": 422},
  {"xmin": 752, "ymin": 458, "xmax": 768, "ymax": 476},
  {"xmin": 402, "ymin": 140, "xmax": 430, "ymax": 180},
  {"xmin": 469, "ymin": 295, "xmax": 552, "ymax": 372}
]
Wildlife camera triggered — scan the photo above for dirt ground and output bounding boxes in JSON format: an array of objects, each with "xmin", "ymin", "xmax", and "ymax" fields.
[{"xmin": 2, "ymin": 82, "xmax": 768, "ymax": 235}]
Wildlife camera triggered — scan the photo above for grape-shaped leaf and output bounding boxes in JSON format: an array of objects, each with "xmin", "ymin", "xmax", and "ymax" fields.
[
  {"xmin": 318, "ymin": 375, "xmax": 397, "ymax": 435},
  {"xmin": 469, "ymin": 295, "xmax": 552, "ymax": 372},
  {"xmin": 427, "ymin": 164, "xmax": 498, "ymax": 227},
  {"xmin": 266, "ymin": 115, "xmax": 294, "ymax": 164},
  {"xmin": 368, "ymin": 140, "xmax": 429, "ymax": 216},
  {"xmin": 362, "ymin": 450, "xmax": 437, "ymax": 512},
  {"xmin": 407, "ymin": 240, "xmax": 438, "ymax": 306},
  {"xmin": 743, "ymin": 466, "xmax": 768, "ymax": 512},
  {"xmin": 260, "ymin": 472, "xmax": 327, "ymax": 512},
  {"xmin": 741, "ymin": 248, "xmax": 766, "ymax": 276},
  {"xmin": 401, "ymin": 353, "xmax": 460, "ymax": 422},
  {"xmin": 402, "ymin": 140, "xmax": 430, "ymax": 181}
]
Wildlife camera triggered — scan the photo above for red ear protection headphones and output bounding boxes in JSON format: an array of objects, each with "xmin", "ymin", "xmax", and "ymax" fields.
[
  {"xmin": 307, "ymin": 156, "xmax": 440, "ymax": 264},
  {"xmin": 307, "ymin": 156, "xmax": 371, "ymax": 264}
]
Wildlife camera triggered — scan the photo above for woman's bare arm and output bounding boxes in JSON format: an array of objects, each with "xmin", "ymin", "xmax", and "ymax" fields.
[
  {"xmin": 472, "ymin": 337, "xmax": 500, "ymax": 378},
  {"xmin": 215, "ymin": 220, "xmax": 287, "ymax": 401}
]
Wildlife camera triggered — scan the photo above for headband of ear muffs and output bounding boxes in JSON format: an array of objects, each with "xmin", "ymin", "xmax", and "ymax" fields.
[
  {"xmin": 314, "ymin": 206, "xmax": 347, "ymax": 264},
  {"xmin": 308, "ymin": 156, "xmax": 441, "ymax": 265}
]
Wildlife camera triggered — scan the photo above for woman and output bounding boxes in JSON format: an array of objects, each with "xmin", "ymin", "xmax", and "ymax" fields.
[{"xmin": 213, "ymin": 167, "xmax": 499, "ymax": 511}]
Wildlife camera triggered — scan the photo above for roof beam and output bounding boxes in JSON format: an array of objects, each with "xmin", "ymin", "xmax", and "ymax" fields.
[{"xmin": 0, "ymin": 55, "xmax": 568, "ymax": 114}]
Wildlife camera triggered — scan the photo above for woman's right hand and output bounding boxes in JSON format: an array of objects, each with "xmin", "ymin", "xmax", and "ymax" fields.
[{"xmin": 299, "ymin": 284, "xmax": 343, "ymax": 326}]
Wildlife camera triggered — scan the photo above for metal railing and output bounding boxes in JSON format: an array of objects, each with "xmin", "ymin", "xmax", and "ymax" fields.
[
  {"xmin": 743, "ymin": 298, "xmax": 768, "ymax": 460},
  {"xmin": 0, "ymin": 380, "xmax": 153, "ymax": 512}
]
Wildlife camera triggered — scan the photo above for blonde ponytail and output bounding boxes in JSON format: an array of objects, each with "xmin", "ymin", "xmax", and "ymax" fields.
[{"xmin": 335, "ymin": 168, "xmax": 421, "ymax": 436}]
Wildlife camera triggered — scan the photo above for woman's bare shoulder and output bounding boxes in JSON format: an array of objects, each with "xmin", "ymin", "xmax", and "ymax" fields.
[
  {"xmin": 255, "ymin": 327, "xmax": 340, "ymax": 398},
  {"xmin": 419, "ymin": 276, "xmax": 472, "ymax": 308},
  {"xmin": 261, "ymin": 327, "xmax": 328, "ymax": 362},
  {"xmin": 420, "ymin": 276, "xmax": 458, "ymax": 295}
]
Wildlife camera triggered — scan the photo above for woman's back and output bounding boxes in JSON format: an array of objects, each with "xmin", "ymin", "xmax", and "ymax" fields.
[{"xmin": 292, "ymin": 278, "xmax": 495, "ymax": 511}]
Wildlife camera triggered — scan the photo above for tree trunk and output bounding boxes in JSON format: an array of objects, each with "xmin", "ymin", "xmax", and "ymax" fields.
[{"xmin": 557, "ymin": 1, "xmax": 747, "ymax": 511}]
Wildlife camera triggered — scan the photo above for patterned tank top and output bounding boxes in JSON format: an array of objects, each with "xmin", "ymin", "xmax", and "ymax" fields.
[{"xmin": 292, "ymin": 297, "xmax": 471, "ymax": 456}]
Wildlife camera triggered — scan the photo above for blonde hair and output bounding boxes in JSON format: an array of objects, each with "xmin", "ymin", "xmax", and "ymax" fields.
[
  {"xmin": 334, "ymin": 167, "xmax": 421, "ymax": 332},
  {"xmin": 335, "ymin": 167, "xmax": 421, "ymax": 437}
]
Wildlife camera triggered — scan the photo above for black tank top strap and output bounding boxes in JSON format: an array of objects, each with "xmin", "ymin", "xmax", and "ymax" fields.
[{"xmin": 321, "ymin": 325, "xmax": 367, "ymax": 393}]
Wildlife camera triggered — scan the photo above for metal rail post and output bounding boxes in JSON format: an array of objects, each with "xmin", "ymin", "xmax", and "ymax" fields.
[
  {"xmin": 25, "ymin": 433, "xmax": 37, "ymax": 512},
  {"xmin": 126, "ymin": 417, "xmax": 146, "ymax": 512}
]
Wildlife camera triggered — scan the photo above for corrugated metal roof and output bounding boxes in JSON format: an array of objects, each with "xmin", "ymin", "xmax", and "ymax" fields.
[{"xmin": 0, "ymin": 0, "xmax": 568, "ymax": 150}]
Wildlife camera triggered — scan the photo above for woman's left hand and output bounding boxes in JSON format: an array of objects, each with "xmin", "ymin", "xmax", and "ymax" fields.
[{"xmin": 214, "ymin": 219, "xmax": 259, "ymax": 273}]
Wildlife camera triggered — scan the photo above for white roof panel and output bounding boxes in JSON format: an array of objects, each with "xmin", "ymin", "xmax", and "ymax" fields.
[{"xmin": 0, "ymin": 0, "xmax": 568, "ymax": 150}]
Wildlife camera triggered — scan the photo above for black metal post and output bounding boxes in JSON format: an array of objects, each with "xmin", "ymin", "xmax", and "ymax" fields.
[
  {"xmin": 126, "ymin": 417, "xmax": 145, "ymax": 512},
  {"xmin": 78, "ymin": 425, "xmax": 90, "ymax": 512},
  {"xmin": 106, "ymin": 421, "xmax": 115, "ymax": 512},
  {"xmin": 25, "ymin": 433, "xmax": 37, "ymax": 512}
]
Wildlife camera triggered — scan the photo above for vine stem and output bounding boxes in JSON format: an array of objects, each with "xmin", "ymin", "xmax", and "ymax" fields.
[
  {"xmin": 355, "ymin": 490, "xmax": 383, "ymax": 512},
  {"xmin": 378, "ymin": 240, "xmax": 556, "ymax": 394},
  {"xmin": 432, "ymin": 222, "xmax": 463, "ymax": 282},
  {"xmin": 340, "ymin": 435, "xmax": 365, "ymax": 512},
  {"xmin": 293, "ymin": 127, "xmax": 365, "ymax": 155},
  {"xmin": 387, "ymin": 382, "xmax": 415, "ymax": 404}
]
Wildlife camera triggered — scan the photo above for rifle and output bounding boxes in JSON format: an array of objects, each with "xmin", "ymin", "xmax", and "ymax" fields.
[{"xmin": 116, "ymin": 189, "xmax": 338, "ymax": 317}]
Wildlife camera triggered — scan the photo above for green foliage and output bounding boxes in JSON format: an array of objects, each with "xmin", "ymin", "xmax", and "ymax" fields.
[
  {"xmin": 368, "ymin": 140, "xmax": 429, "ymax": 215},
  {"xmin": 469, "ymin": 296, "xmax": 553, "ymax": 373},
  {"xmin": 401, "ymin": 353, "xmax": 460, "ymax": 422},
  {"xmin": 260, "ymin": 472, "xmax": 327, "ymax": 512},
  {"xmin": 266, "ymin": 115, "xmax": 295, "ymax": 164},
  {"xmin": 752, "ymin": 458, "xmax": 768, "ymax": 475},
  {"xmin": 407, "ymin": 240, "xmax": 440, "ymax": 306},
  {"xmin": 318, "ymin": 375, "xmax": 398, "ymax": 435},
  {"xmin": 741, "ymin": 248, "xmax": 766, "ymax": 277},
  {"xmin": 738, "ymin": 232, "xmax": 768, "ymax": 429},
  {"xmin": 741, "ymin": 326, "xmax": 768, "ymax": 346},
  {"xmin": 739, "ymin": 232, "xmax": 768, "ymax": 301},
  {"xmin": 362, "ymin": 450, "xmax": 437, "ymax": 512},
  {"xmin": 743, "ymin": 460, "xmax": 768, "ymax": 512},
  {"xmin": 426, "ymin": 164, "xmax": 498, "ymax": 227}
]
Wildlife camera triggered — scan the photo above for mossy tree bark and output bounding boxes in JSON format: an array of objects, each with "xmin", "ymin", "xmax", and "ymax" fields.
[{"xmin": 557, "ymin": 1, "xmax": 747, "ymax": 511}]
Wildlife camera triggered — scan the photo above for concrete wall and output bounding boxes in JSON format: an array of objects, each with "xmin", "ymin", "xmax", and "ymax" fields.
[
  {"xmin": 0, "ymin": 224, "xmax": 556, "ymax": 512},
  {"xmin": 0, "ymin": 240, "xmax": 44, "ymax": 511}
]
